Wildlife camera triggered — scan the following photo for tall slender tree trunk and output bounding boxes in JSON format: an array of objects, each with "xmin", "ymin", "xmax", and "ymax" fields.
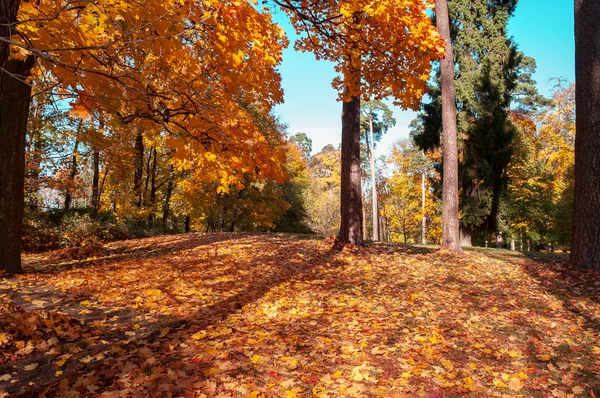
[
  {"xmin": 361, "ymin": 178, "xmax": 367, "ymax": 238},
  {"xmin": 437, "ymin": 0, "xmax": 461, "ymax": 252},
  {"xmin": 0, "ymin": 56, "xmax": 35, "ymax": 274},
  {"xmin": 162, "ymin": 165, "xmax": 174, "ymax": 228},
  {"xmin": 421, "ymin": 171, "xmax": 427, "ymax": 245},
  {"xmin": 64, "ymin": 140, "xmax": 79, "ymax": 210},
  {"xmin": 91, "ymin": 148, "xmax": 100, "ymax": 212},
  {"xmin": 369, "ymin": 112, "xmax": 379, "ymax": 241},
  {"xmin": 134, "ymin": 131, "xmax": 144, "ymax": 208},
  {"xmin": 148, "ymin": 147, "xmax": 157, "ymax": 224},
  {"xmin": 338, "ymin": 62, "xmax": 363, "ymax": 245},
  {"xmin": 572, "ymin": 0, "xmax": 600, "ymax": 269}
]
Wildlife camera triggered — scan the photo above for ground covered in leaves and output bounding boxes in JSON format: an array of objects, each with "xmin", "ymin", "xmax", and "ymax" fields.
[{"xmin": 1, "ymin": 233, "xmax": 599, "ymax": 397}]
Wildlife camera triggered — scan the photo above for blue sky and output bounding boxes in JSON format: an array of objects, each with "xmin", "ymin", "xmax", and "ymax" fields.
[{"xmin": 271, "ymin": 0, "xmax": 575, "ymax": 157}]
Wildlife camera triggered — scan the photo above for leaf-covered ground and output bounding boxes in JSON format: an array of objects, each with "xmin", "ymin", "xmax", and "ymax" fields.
[{"xmin": 1, "ymin": 233, "xmax": 599, "ymax": 397}]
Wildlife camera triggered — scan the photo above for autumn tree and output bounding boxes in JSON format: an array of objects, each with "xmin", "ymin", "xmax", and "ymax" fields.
[
  {"xmin": 304, "ymin": 145, "xmax": 342, "ymax": 236},
  {"xmin": 275, "ymin": 0, "xmax": 443, "ymax": 244},
  {"xmin": 383, "ymin": 139, "xmax": 441, "ymax": 244},
  {"xmin": 572, "ymin": 0, "xmax": 600, "ymax": 269},
  {"xmin": 1, "ymin": 0, "xmax": 288, "ymax": 273},
  {"xmin": 360, "ymin": 101, "xmax": 395, "ymax": 241}
]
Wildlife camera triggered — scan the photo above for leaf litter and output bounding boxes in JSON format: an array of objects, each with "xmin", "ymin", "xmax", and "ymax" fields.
[{"xmin": 0, "ymin": 233, "xmax": 599, "ymax": 397}]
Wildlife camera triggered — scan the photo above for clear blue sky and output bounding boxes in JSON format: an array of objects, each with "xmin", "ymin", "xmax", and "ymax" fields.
[{"xmin": 271, "ymin": 0, "xmax": 575, "ymax": 157}]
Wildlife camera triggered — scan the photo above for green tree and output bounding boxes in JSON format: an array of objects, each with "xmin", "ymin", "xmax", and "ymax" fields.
[
  {"xmin": 360, "ymin": 100, "xmax": 395, "ymax": 241},
  {"xmin": 413, "ymin": 0, "xmax": 542, "ymax": 246}
]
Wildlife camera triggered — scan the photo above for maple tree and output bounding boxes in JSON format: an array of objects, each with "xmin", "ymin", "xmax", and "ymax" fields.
[
  {"xmin": 572, "ymin": 0, "xmax": 600, "ymax": 269},
  {"xmin": 1, "ymin": 0, "xmax": 289, "ymax": 273},
  {"xmin": 275, "ymin": 0, "xmax": 444, "ymax": 245}
]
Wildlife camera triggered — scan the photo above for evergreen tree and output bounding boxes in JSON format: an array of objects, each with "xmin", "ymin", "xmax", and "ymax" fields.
[{"xmin": 413, "ymin": 0, "xmax": 540, "ymax": 246}]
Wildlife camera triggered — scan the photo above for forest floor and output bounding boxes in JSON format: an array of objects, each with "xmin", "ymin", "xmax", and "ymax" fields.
[{"xmin": 1, "ymin": 233, "xmax": 599, "ymax": 397}]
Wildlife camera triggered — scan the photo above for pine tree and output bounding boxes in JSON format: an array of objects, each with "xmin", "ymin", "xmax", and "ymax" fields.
[{"xmin": 413, "ymin": 0, "xmax": 539, "ymax": 246}]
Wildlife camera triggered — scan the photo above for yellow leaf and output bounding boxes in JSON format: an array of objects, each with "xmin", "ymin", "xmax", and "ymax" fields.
[
  {"xmin": 572, "ymin": 386, "xmax": 584, "ymax": 394},
  {"xmin": 0, "ymin": 333, "xmax": 9, "ymax": 344},
  {"xmin": 250, "ymin": 354, "xmax": 261, "ymax": 363}
]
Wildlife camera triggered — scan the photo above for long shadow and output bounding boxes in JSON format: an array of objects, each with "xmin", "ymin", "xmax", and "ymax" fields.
[
  {"xmin": 19, "ymin": 232, "xmax": 252, "ymax": 274},
  {"xmin": 1, "ymin": 233, "xmax": 345, "ymax": 396}
]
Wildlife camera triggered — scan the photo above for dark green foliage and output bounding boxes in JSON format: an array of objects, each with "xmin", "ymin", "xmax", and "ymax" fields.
[{"xmin": 412, "ymin": 0, "xmax": 544, "ymax": 238}]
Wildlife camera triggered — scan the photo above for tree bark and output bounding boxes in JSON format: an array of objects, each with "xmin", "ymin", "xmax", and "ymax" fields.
[
  {"xmin": 338, "ymin": 71, "xmax": 363, "ymax": 245},
  {"xmin": 572, "ymin": 0, "xmax": 600, "ymax": 269},
  {"xmin": 369, "ymin": 112, "xmax": 379, "ymax": 241},
  {"xmin": 421, "ymin": 171, "xmax": 427, "ymax": 245},
  {"xmin": 460, "ymin": 227, "xmax": 472, "ymax": 247},
  {"xmin": 134, "ymin": 131, "xmax": 144, "ymax": 208},
  {"xmin": 437, "ymin": 0, "xmax": 461, "ymax": 252},
  {"xmin": 64, "ymin": 140, "xmax": 79, "ymax": 210},
  {"xmin": 162, "ymin": 165, "xmax": 174, "ymax": 228},
  {"xmin": 91, "ymin": 148, "xmax": 100, "ymax": 212},
  {"xmin": 0, "ymin": 0, "xmax": 21, "ymax": 99},
  {"xmin": 0, "ymin": 56, "xmax": 35, "ymax": 274}
]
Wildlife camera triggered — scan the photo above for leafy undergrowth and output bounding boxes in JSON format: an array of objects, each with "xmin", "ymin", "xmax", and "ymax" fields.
[{"xmin": 1, "ymin": 233, "xmax": 599, "ymax": 397}]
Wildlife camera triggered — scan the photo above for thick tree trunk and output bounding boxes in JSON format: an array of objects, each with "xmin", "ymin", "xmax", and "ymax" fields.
[
  {"xmin": 0, "ymin": 56, "xmax": 35, "ymax": 274},
  {"xmin": 0, "ymin": 0, "xmax": 21, "ymax": 96},
  {"xmin": 338, "ymin": 76, "xmax": 363, "ymax": 245},
  {"xmin": 437, "ymin": 0, "xmax": 461, "ymax": 252},
  {"xmin": 64, "ymin": 140, "xmax": 79, "ymax": 210},
  {"xmin": 369, "ymin": 112, "xmax": 379, "ymax": 241},
  {"xmin": 572, "ymin": 0, "xmax": 600, "ymax": 269},
  {"xmin": 91, "ymin": 148, "xmax": 100, "ymax": 212},
  {"xmin": 460, "ymin": 227, "xmax": 472, "ymax": 247},
  {"xmin": 134, "ymin": 131, "xmax": 144, "ymax": 208}
]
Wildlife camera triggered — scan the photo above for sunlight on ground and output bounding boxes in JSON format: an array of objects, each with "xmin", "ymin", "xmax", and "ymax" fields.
[{"xmin": 1, "ymin": 233, "xmax": 599, "ymax": 397}]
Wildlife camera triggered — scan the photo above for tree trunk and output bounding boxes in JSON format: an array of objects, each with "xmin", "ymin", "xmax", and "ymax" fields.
[
  {"xmin": 572, "ymin": 0, "xmax": 600, "ymax": 269},
  {"xmin": 361, "ymin": 178, "xmax": 367, "ymax": 238},
  {"xmin": 460, "ymin": 227, "xmax": 472, "ymax": 247},
  {"xmin": 162, "ymin": 165, "xmax": 174, "ymax": 228},
  {"xmin": 369, "ymin": 112, "xmax": 379, "ymax": 241},
  {"xmin": 338, "ymin": 72, "xmax": 363, "ymax": 245},
  {"xmin": 0, "ymin": 56, "xmax": 35, "ymax": 274},
  {"xmin": 185, "ymin": 215, "xmax": 191, "ymax": 233},
  {"xmin": 134, "ymin": 131, "xmax": 144, "ymax": 208},
  {"xmin": 0, "ymin": 0, "xmax": 21, "ymax": 97},
  {"xmin": 64, "ymin": 140, "xmax": 79, "ymax": 210},
  {"xmin": 510, "ymin": 239, "xmax": 516, "ymax": 251},
  {"xmin": 421, "ymin": 171, "xmax": 427, "ymax": 245},
  {"xmin": 148, "ymin": 147, "xmax": 157, "ymax": 224},
  {"xmin": 437, "ymin": 0, "xmax": 461, "ymax": 252},
  {"xmin": 91, "ymin": 148, "xmax": 100, "ymax": 212}
]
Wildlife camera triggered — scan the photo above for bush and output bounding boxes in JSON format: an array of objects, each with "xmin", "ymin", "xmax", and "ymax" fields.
[{"xmin": 59, "ymin": 213, "xmax": 104, "ymax": 248}]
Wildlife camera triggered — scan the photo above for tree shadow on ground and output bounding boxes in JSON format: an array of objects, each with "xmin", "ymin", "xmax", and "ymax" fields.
[{"xmin": 0, "ymin": 233, "xmax": 345, "ymax": 396}]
